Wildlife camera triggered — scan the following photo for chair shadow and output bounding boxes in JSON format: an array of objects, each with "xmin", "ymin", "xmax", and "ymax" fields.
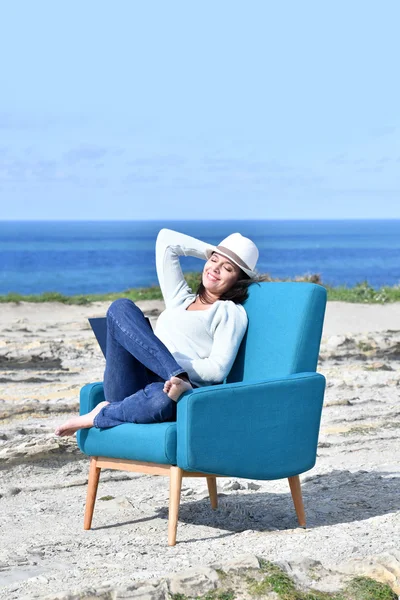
[
  {"xmin": 91, "ymin": 515, "xmax": 156, "ymax": 531},
  {"xmin": 153, "ymin": 469, "xmax": 399, "ymax": 533},
  {"xmin": 91, "ymin": 516, "xmax": 236, "ymax": 542}
]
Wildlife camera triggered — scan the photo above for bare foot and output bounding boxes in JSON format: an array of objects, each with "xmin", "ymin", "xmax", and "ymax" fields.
[
  {"xmin": 55, "ymin": 401, "xmax": 109, "ymax": 437},
  {"xmin": 163, "ymin": 380, "xmax": 173, "ymax": 394},
  {"xmin": 164, "ymin": 376, "xmax": 192, "ymax": 402}
]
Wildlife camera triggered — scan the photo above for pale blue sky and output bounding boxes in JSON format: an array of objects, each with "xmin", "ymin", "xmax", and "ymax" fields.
[{"xmin": 0, "ymin": 0, "xmax": 399, "ymax": 220}]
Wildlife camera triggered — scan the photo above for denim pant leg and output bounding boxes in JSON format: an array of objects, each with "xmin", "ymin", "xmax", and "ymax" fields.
[
  {"xmin": 103, "ymin": 298, "xmax": 186, "ymax": 404},
  {"xmin": 96, "ymin": 298, "xmax": 184, "ymax": 428},
  {"xmin": 94, "ymin": 382, "xmax": 176, "ymax": 428}
]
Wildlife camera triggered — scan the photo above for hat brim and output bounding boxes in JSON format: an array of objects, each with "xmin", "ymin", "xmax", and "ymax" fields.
[{"xmin": 205, "ymin": 246, "xmax": 258, "ymax": 279}]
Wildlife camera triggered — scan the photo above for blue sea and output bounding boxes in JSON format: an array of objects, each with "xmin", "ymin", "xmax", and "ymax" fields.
[{"xmin": 1, "ymin": 220, "xmax": 399, "ymax": 295}]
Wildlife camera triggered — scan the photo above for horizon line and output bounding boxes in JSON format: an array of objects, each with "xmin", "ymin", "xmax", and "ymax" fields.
[{"xmin": 1, "ymin": 217, "xmax": 400, "ymax": 223}]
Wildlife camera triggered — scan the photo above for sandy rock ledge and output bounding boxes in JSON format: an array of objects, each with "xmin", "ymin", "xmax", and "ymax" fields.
[{"xmin": 41, "ymin": 552, "xmax": 400, "ymax": 599}]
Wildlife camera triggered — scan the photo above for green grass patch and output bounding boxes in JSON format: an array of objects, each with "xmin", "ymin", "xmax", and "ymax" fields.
[
  {"xmin": 0, "ymin": 288, "xmax": 163, "ymax": 305},
  {"xmin": 2, "ymin": 275, "xmax": 400, "ymax": 305},
  {"xmin": 170, "ymin": 565, "xmax": 396, "ymax": 600},
  {"xmin": 250, "ymin": 561, "xmax": 397, "ymax": 600},
  {"xmin": 325, "ymin": 282, "xmax": 400, "ymax": 304},
  {"xmin": 357, "ymin": 341, "xmax": 375, "ymax": 352},
  {"xmin": 203, "ymin": 592, "xmax": 235, "ymax": 600},
  {"xmin": 344, "ymin": 576, "xmax": 397, "ymax": 600},
  {"xmin": 171, "ymin": 592, "xmax": 235, "ymax": 600},
  {"xmin": 340, "ymin": 426, "xmax": 378, "ymax": 437}
]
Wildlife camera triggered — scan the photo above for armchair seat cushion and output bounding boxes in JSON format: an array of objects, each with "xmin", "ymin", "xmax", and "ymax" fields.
[{"xmin": 77, "ymin": 421, "xmax": 177, "ymax": 465}]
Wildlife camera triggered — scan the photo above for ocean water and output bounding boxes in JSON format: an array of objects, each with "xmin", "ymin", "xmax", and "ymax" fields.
[{"xmin": 0, "ymin": 220, "xmax": 399, "ymax": 295}]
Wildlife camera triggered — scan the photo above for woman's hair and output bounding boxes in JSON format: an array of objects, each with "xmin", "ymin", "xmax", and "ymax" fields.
[{"xmin": 196, "ymin": 269, "xmax": 254, "ymax": 305}]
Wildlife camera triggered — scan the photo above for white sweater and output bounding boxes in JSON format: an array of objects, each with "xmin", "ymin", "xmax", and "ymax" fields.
[{"xmin": 154, "ymin": 228, "xmax": 248, "ymax": 387}]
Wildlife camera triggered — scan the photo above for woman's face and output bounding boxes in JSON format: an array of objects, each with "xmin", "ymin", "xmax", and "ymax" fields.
[{"xmin": 202, "ymin": 252, "xmax": 241, "ymax": 297}]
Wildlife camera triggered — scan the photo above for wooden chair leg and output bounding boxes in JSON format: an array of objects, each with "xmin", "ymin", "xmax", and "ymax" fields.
[
  {"xmin": 288, "ymin": 475, "xmax": 306, "ymax": 527},
  {"xmin": 168, "ymin": 466, "xmax": 183, "ymax": 546},
  {"xmin": 84, "ymin": 457, "xmax": 101, "ymax": 530},
  {"xmin": 206, "ymin": 476, "xmax": 218, "ymax": 509}
]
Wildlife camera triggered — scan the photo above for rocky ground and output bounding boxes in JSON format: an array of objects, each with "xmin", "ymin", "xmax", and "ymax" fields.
[{"xmin": 0, "ymin": 300, "xmax": 399, "ymax": 599}]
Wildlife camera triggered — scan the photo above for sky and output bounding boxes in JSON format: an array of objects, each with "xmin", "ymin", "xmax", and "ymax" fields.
[{"xmin": 0, "ymin": 1, "xmax": 399, "ymax": 220}]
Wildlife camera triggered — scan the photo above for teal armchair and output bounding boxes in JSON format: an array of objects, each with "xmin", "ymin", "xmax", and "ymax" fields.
[{"xmin": 77, "ymin": 282, "xmax": 326, "ymax": 545}]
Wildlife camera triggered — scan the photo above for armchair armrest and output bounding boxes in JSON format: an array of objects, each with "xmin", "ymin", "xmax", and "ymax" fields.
[
  {"xmin": 176, "ymin": 372, "xmax": 326, "ymax": 480},
  {"xmin": 76, "ymin": 383, "xmax": 105, "ymax": 455},
  {"xmin": 79, "ymin": 382, "xmax": 105, "ymax": 415}
]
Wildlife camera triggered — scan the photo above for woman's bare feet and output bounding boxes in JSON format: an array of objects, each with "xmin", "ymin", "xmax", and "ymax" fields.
[
  {"xmin": 164, "ymin": 376, "xmax": 193, "ymax": 402},
  {"xmin": 55, "ymin": 401, "xmax": 109, "ymax": 437}
]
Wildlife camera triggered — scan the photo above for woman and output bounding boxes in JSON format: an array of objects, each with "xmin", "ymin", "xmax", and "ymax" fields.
[{"xmin": 55, "ymin": 228, "xmax": 259, "ymax": 436}]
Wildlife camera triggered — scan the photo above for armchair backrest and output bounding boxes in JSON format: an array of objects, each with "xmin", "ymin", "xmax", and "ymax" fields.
[{"xmin": 227, "ymin": 282, "xmax": 326, "ymax": 383}]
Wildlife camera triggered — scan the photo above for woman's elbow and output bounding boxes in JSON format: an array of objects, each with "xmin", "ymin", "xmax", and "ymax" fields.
[
  {"xmin": 157, "ymin": 228, "xmax": 174, "ymax": 241},
  {"xmin": 207, "ymin": 363, "xmax": 228, "ymax": 384}
]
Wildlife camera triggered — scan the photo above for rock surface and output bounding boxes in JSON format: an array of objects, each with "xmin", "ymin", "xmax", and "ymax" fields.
[
  {"xmin": 1, "ymin": 300, "xmax": 400, "ymax": 598},
  {"xmin": 35, "ymin": 553, "xmax": 400, "ymax": 599}
]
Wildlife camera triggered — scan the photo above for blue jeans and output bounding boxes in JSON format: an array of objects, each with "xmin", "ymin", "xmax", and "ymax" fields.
[{"xmin": 93, "ymin": 298, "xmax": 187, "ymax": 428}]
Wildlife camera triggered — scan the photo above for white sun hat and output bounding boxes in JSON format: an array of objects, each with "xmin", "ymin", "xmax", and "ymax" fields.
[{"xmin": 205, "ymin": 233, "xmax": 259, "ymax": 279}]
